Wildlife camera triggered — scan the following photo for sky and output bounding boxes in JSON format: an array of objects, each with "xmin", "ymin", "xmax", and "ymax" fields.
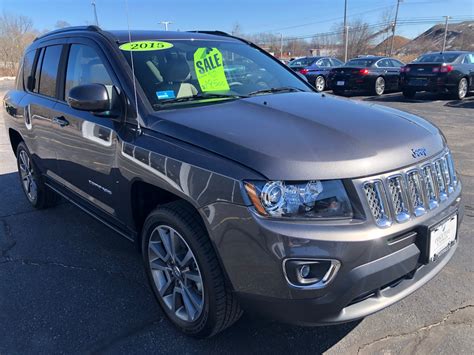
[{"xmin": 1, "ymin": 0, "xmax": 473, "ymax": 40}]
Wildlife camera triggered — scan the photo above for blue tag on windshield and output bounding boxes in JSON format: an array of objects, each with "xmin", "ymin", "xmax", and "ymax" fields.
[{"xmin": 156, "ymin": 90, "xmax": 176, "ymax": 99}]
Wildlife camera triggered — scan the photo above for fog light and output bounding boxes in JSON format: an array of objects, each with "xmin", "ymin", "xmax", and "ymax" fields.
[
  {"xmin": 299, "ymin": 264, "xmax": 311, "ymax": 279},
  {"xmin": 283, "ymin": 259, "xmax": 340, "ymax": 289}
]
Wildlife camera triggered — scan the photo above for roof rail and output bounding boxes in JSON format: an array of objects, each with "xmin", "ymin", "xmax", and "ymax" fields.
[
  {"xmin": 34, "ymin": 25, "xmax": 101, "ymax": 41},
  {"xmin": 186, "ymin": 30, "xmax": 252, "ymax": 44}
]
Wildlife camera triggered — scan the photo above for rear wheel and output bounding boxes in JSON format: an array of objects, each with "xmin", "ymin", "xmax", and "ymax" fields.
[
  {"xmin": 372, "ymin": 77, "xmax": 385, "ymax": 96},
  {"xmin": 142, "ymin": 201, "xmax": 242, "ymax": 337},
  {"xmin": 402, "ymin": 88, "xmax": 416, "ymax": 99},
  {"xmin": 452, "ymin": 77, "xmax": 468, "ymax": 100},
  {"xmin": 314, "ymin": 75, "xmax": 325, "ymax": 92},
  {"xmin": 16, "ymin": 142, "xmax": 58, "ymax": 209}
]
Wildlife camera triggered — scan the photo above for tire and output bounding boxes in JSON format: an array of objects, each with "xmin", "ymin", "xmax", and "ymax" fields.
[
  {"xmin": 314, "ymin": 75, "xmax": 326, "ymax": 92},
  {"xmin": 402, "ymin": 88, "xmax": 416, "ymax": 99},
  {"xmin": 142, "ymin": 200, "xmax": 242, "ymax": 338},
  {"xmin": 372, "ymin": 76, "xmax": 385, "ymax": 96},
  {"xmin": 16, "ymin": 142, "xmax": 58, "ymax": 209},
  {"xmin": 451, "ymin": 77, "xmax": 468, "ymax": 100}
]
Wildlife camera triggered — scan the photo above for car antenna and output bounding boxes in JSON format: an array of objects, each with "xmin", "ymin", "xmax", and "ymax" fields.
[{"xmin": 125, "ymin": 0, "xmax": 141, "ymax": 135}]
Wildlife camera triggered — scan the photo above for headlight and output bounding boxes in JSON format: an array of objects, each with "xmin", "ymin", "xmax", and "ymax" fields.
[{"xmin": 244, "ymin": 180, "xmax": 353, "ymax": 219}]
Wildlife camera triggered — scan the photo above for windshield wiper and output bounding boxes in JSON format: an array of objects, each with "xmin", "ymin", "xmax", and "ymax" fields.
[
  {"xmin": 153, "ymin": 93, "xmax": 247, "ymax": 108},
  {"xmin": 248, "ymin": 86, "xmax": 305, "ymax": 96}
]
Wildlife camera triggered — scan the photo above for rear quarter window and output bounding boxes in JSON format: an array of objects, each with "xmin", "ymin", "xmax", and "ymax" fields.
[{"xmin": 22, "ymin": 50, "xmax": 36, "ymax": 91}]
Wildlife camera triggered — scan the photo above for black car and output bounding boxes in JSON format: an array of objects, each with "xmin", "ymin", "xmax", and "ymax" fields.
[
  {"xmin": 3, "ymin": 26, "xmax": 463, "ymax": 337},
  {"xmin": 327, "ymin": 56, "xmax": 405, "ymax": 96},
  {"xmin": 288, "ymin": 56, "xmax": 344, "ymax": 92},
  {"xmin": 400, "ymin": 51, "xmax": 474, "ymax": 100}
]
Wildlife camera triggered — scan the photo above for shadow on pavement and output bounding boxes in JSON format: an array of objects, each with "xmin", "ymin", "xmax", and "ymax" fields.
[{"xmin": 0, "ymin": 171, "xmax": 360, "ymax": 353}]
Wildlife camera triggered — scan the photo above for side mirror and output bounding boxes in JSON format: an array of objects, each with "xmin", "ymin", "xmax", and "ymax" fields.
[
  {"xmin": 67, "ymin": 84, "xmax": 111, "ymax": 112},
  {"xmin": 296, "ymin": 72, "xmax": 309, "ymax": 82}
]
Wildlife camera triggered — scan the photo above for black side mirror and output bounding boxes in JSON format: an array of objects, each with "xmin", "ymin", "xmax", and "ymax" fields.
[{"xmin": 67, "ymin": 84, "xmax": 111, "ymax": 112}]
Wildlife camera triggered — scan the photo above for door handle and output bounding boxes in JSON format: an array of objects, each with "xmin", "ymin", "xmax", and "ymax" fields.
[{"xmin": 52, "ymin": 116, "xmax": 69, "ymax": 127}]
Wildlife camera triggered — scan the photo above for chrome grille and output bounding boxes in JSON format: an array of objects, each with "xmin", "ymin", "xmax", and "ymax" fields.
[
  {"xmin": 363, "ymin": 181, "xmax": 391, "ymax": 227},
  {"xmin": 387, "ymin": 176, "xmax": 410, "ymax": 222},
  {"xmin": 362, "ymin": 151, "xmax": 458, "ymax": 227},
  {"xmin": 407, "ymin": 170, "xmax": 426, "ymax": 216},
  {"xmin": 421, "ymin": 164, "xmax": 438, "ymax": 210}
]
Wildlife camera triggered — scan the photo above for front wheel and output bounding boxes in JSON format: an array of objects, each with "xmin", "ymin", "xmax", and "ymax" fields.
[
  {"xmin": 314, "ymin": 75, "xmax": 326, "ymax": 92},
  {"xmin": 372, "ymin": 76, "xmax": 385, "ymax": 96},
  {"xmin": 16, "ymin": 142, "xmax": 58, "ymax": 209},
  {"xmin": 142, "ymin": 201, "xmax": 242, "ymax": 337},
  {"xmin": 452, "ymin": 77, "xmax": 468, "ymax": 100}
]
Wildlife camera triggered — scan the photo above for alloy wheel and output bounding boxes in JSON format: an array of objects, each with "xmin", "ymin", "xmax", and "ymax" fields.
[
  {"xmin": 375, "ymin": 77, "xmax": 385, "ymax": 95},
  {"xmin": 315, "ymin": 76, "xmax": 325, "ymax": 92},
  {"xmin": 458, "ymin": 78, "xmax": 468, "ymax": 99},
  {"xmin": 148, "ymin": 225, "xmax": 204, "ymax": 323},
  {"xmin": 18, "ymin": 150, "xmax": 37, "ymax": 202}
]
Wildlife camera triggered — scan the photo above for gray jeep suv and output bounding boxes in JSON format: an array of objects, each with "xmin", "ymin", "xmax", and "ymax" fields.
[{"xmin": 3, "ymin": 26, "xmax": 463, "ymax": 337}]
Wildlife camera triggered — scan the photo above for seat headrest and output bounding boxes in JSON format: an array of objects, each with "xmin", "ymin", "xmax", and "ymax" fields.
[{"xmin": 161, "ymin": 55, "xmax": 190, "ymax": 82}]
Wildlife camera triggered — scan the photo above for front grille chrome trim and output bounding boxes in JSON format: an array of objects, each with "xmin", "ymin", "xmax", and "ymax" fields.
[
  {"xmin": 363, "ymin": 180, "xmax": 392, "ymax": 228},
  {"xmin": 360, "ymin": 149, "xmax": 459, "ymax": 228}
]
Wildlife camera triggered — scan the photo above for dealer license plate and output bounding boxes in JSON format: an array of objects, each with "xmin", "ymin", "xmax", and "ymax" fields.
[
  {"xmin": 429, "ymin": 215, "xmax": 457, "ymax": 262},
  {"xmin": 336, "ymin": 81, "xmax": 345, "ymax": 86}
]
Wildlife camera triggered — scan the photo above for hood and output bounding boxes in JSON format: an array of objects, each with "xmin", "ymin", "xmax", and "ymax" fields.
[{"xmin": 147, "ymin": 92, "xmax": 444, "ymax": 180}]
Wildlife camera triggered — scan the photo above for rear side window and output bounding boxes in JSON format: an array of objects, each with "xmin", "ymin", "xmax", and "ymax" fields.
[
  {"xmin": 65, "ymin": 44, "xmax": 113, "ymax": 97},
  {"xmin": 463, "ymin": 54, "xmax": 474, "ymax": 64},
  {"xmin": 377, "ymin": 59, "xmax": 392, "ymax": 67},
  {"xmin": 38, "ymin": 45, "xmax": 63, "ymax": 98},
  {"xmin": 22, "ymin": 50, "xmax": 36, "ymax": 91}
]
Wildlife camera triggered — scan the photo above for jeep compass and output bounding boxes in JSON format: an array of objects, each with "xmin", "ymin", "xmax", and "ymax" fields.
[{"xmin": 3, "ymin": 26, "xmax": 463, "ymax": 337}]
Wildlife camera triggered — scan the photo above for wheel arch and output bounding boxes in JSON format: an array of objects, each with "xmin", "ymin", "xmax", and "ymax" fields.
[{"xmin": 8, "ymin": 128, "xmax": 24, "ymax": 157}]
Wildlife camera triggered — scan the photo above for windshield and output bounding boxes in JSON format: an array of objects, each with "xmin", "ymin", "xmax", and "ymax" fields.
[
  {"xmin": 289, "ymin": 57, "xmax": 317, "ymax": 67},
  {"xmin": 344, "ymin": 58, "xmax": 376, "ymax": 67},
  {"xmin": 415, "ymin": 53, "xmax": 460, "ymax": 63},
  {"xmin": 119, "ymin": 39, "xmax": 311, "ymax": 109}
]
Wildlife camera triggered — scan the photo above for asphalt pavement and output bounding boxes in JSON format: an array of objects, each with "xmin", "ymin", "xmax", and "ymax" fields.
[{"xmin": 1, "ymin": 78, "xmax": 473, "ymax": 354}]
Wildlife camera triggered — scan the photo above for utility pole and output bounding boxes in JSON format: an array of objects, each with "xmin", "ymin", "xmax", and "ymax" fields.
[
  {"xmin": 442, "ymin": 16, "xmax": 451, "ymax": 52},
  {"xmin": 159, "ymin": 21, "xmax": 173, "ymax": 31},
  {"xmin": 344, "ymin": 25, "xmax": 349, "ymax": 61},
  {"xmin": 343, "ymin": 0, "xmax": 348, "ymax": 62},
  {"xmin": 91, "ymin": 0, "xmax": 99, "ymax": 26},
  {"xmin": 389, "ymin": 0, "xmax": 402, "ymax": 56},
  {"xmin": 280, "ymin": 33, "xmax": 283, "ymax": 59}
]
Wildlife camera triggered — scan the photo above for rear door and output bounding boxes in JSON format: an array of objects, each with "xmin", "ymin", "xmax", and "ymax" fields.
[
  {"xmin": 376, "ymin": 59, "xmax": 398, "ymax": 90},
  {"xmin": 50, "ymin": 39, "xmax": 122, "ymax": 216},
  {"xmin": 20, "ymin": 44, "xmax": 65, "ymax": 175}
]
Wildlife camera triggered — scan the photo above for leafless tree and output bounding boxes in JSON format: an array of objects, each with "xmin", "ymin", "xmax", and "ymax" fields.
[{"xmin": 0, "ymin": 12, "xmax": 36, "ymax": 76}]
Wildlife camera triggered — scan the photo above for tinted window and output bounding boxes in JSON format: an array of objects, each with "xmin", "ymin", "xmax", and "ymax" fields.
[
  {"xmin": 462, "ymin": 54, "xmax": 474, "ymax": 64},
  {"xmin": 390, "ymin": 59, "xmax": 404, "ymax": 67},
  {"xmin": 65, "ymin": 44, "xmax": 113, "ymax": 97},
  {"xmin": 38, "ymin": 45, "xmax": 63, "ymax": 98},
  {"xmin": 289, "ymin": 57, "xmax": 318, "ymax": 67},
  {"xmin": 33, "ymin": 48, "xmax": 44, "ymax": 94},
  {"xmin": 316, "ymin": 58, "xmax": 331, "ymax": 67},
  {"xmin": 416, "ymin": 53, "xmax": 460, "ymax": 63},
  {"xmin": 330, "ymin": 58, "xmax": 344, "ymax": 66},
  {"xmin": 345, "ymin": 58, "xmax": 376, "ymax": 67},
  {"xmin": 377, "ymin": 59, "xmax": 392, "ymax": 67},
  {"xmin": 22, "ymin": 50, "xmax": 36, "ymax": 91}
]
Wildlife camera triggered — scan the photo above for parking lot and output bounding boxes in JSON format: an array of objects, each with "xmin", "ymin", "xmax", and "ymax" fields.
[{"xmin": 1, "ymin": 78, "xmax": 473, "ymax": 354}]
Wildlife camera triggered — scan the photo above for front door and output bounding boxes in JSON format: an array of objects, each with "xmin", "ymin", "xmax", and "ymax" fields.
[{"xmin": 50, "ymin": 41, "xmax": 122, "ymax": 217}]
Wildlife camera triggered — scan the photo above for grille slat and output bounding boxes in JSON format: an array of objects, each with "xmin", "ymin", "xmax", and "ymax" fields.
[{"xmin": 363, "ymin": 150, "xmax": 458, "ymax": 227}]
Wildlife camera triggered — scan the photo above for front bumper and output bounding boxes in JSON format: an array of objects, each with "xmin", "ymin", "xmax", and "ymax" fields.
[{"xmin": 201, "ymin": 181, "xmax": 463, "ymax": 325}]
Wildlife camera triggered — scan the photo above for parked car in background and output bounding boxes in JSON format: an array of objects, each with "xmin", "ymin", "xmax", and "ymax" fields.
[
  {"xmin": 400, "ymin": 51, "xmax": 474, "ymax": 100},
  {"xmin": 289, "ymin": 56, "xmax": 344, "ymax": 92},
  {"xmin": 327, "ymin": 56, "xmax": 405, "ymax": 96}
]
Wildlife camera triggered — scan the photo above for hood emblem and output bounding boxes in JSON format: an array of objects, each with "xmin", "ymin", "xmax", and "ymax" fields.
[{"xmin": 411, "ymin": 148, "xmax": 427, "ymax": 158}]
